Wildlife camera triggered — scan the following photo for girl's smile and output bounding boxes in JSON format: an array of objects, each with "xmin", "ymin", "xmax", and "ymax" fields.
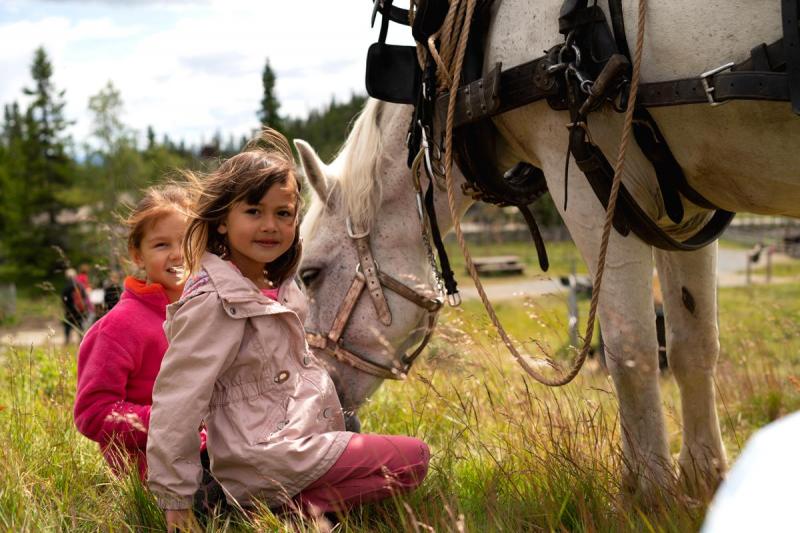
[
  {"xmin": 132, "ymin": 212, "xmax": 187, "ymax": 302},
  {"xmin": 219, "ymin": 178, "xmax": 298, "ymax": 287}
]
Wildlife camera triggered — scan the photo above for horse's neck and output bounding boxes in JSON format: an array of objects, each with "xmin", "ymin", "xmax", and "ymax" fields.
[
  {"xmin": 432, "ymin": 169, "xmax": 474, "ymax": 235},
  {"xmin": 381, "ymin": 103, "xmax": 474, "ymax": 233}
]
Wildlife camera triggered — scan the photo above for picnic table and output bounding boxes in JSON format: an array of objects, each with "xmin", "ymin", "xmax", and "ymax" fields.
[{"xmin": 471, "ymin": 255, "xmax": 524, "ymax": 276}]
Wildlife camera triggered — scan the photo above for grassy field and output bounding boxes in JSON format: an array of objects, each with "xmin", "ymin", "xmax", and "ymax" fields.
[{"xmin": 1, "ymin": 279, "xmax": 799, "ymax": 531}]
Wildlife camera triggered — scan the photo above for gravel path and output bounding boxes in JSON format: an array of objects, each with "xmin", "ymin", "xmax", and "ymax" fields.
[{"xmin": 1, "ymin": 248, "xmax": 795, "ymax": 348}]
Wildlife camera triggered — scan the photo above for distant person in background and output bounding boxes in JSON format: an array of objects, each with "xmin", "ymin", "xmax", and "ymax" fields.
[
  {"xmin": 103, "ymin": 271, "xmax": 123, "ymax": 313},
  {"xmin": 75, "ymin": 263, "xmax": 96, "ymax": 327},
  {"xmin": 61, "ymin": 268, "xmax": 88, "ymax": 345},
  {"xmin": 76, "ymin": 263, "xmax": 92, "ymax": 291}
]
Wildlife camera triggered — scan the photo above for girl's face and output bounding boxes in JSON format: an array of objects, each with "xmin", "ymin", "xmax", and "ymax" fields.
[
  {"xmin": 219, "ymin": 178, "xmax": 298, "ymax": 286},
  {"xmin": 132, "ymin": 211, "xmax": 187, "ymax": 302}
]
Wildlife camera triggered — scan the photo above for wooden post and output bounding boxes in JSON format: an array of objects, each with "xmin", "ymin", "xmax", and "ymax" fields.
[
  {"xmin": 766, "ymin": 246, "xmax": 773, "ymax": 283},
  {"xmin": 746, "ymin": 254, "xmax": 752, "ymax": 285},
  {"xmin": 567, "ymin": 261, "xmax": 579, "ymax": 348}
]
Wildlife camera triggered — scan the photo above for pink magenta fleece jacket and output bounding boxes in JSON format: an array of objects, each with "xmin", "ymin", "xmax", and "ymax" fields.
[{"xmin": 74, "ymin": 276, "xmax": 174, "ymax": 480}]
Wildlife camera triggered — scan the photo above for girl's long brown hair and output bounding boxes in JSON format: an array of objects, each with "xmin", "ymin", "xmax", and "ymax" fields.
[{"xmin": 182, "ymin": 128, "xmax": 303, "ymax": 286}]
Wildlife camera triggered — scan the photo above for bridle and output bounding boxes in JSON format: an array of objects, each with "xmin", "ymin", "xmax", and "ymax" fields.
[{"xmin": 305, "ymin": 217, "xmax": 443, "ymax": 380}]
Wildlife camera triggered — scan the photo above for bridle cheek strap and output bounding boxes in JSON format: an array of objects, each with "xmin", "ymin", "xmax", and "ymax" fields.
[
  {"xmin": 354, "ymin": 235, "xmax": 393, "ymax": 326},
  {"xmin": 306, "ymin": 266, "xmax": 443, "ymax": 381}
]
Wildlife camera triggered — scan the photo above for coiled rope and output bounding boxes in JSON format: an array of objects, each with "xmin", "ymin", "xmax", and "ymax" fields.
[{"xmin": 415, "ymin": 0, "xmax": 648, "ymax": 386}]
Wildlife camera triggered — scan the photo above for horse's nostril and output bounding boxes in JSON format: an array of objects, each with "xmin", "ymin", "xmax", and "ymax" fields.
[{"xmin": 299, "ymin": 268, "xmax": 321, "ymax": 287}]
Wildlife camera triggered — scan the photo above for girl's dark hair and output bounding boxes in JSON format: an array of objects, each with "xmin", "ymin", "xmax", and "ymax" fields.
[{"xmin": 183, "ymin": 128, "xmax": 303, "ymax": 286}]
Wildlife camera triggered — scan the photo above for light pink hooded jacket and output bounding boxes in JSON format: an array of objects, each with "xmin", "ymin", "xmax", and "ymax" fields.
[{"xmin": 147, "ymin": 252, "xmax": 351, "ymax": 509}]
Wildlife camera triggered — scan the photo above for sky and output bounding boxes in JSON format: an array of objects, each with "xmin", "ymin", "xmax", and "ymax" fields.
[{"xmin": 0, "ymin": 0, "xmax": 413, "ymax": 149}]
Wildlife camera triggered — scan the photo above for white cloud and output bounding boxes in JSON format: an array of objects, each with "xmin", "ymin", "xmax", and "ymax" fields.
[{"xmin": 0, "ymin": 1, "xmax": 413, "ymax": 148}]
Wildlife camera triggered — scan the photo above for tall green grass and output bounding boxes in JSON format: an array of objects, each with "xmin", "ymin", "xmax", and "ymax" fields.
[{"xmin": 1, "ymin": 282, "xmax": 798, "ymax": 531}]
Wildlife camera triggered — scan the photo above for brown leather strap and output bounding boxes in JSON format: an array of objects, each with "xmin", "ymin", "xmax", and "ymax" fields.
[
  {"xmin": 327, "ymin": 272, "xmax": 366, "ymax": 344},
  {"xmin": 354, "ymin": 235, "xmax": 392, "ymax": 326},
  {"xmin": 437, "ymin": 34, "xmax": 794, "ymax": 128},
  {"xmin": 307, "ymin": 263, "xmax": 444, "ymax": 380},
  {"xmin": 436, "ymin": 56, "xmax": 558, "ymax": 129},
  {"xmin": 737, "ymin": 39, "xmax": 788, "ymax": 71},
  {"xmin": 307, "ymin": 332, "xmax": 402, "ymax": 380},
  {"xmin": 782, "ymin": 0, "xmax": 800, "ymax": 113},
  {"xmin": 401, "ymin": 311, "xmax": 440, "ymax": 367},
  {"xmin": 637, "ymin": 71, "xmax": 790, "ymax": 107},
  {"xmin": 377, "ymin": 270, "xmax": 443, "ymax": 312}
]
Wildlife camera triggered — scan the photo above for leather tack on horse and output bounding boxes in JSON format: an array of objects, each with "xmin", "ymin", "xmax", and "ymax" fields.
[
  {"xmin": 367, "ymin": 0, "xmax": 800, "ymax": 252},
  {"xmin": 305, "ymin": 217, "xmax": 444, "ymax": 380}
]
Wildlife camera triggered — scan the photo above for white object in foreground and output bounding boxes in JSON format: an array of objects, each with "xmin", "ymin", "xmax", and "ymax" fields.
[{"xmin": 702, "ymin": 411, "xmax": 800, "ymax": 532}]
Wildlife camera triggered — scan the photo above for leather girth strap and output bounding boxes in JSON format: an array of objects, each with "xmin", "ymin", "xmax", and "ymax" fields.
[
  {"xmin": 567, "ymin": 84, "xmax": 735, "ymax": 251},
  {"xmin": 437, "ymin": 26, "xmax": 798, "ymax": 128},
  {"xmin": 783, "ymin": 0, "xmax": 800, "ymax": 113}
]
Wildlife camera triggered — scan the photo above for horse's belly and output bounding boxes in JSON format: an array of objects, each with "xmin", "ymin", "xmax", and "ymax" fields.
[
  {"xmin": 487, "ymin": 0, "xmax": 799, "ymax": 216},
  {"xmin": 651, "ymin": 103, "xmax": 800, "ymax": 217}
]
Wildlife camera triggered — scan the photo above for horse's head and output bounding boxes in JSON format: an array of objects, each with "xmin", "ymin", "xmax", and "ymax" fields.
[{"xmin": 297, "ymin": 99, "xmax": 463, "ymax": 411}]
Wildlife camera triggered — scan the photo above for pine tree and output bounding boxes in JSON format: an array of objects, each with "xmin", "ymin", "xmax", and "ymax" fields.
[
  {"xmin": 258, "ymin": 58, "xmax": 284, "ymax": 132},
  {"xmin": 146, "ymin": 126, "xmax": 156, "ymax": 151},
  {"xmin": 11, "ymin": 47, "xmax": 76, "ymax": 279},
  {"xmin": 0, "ymin": 103, "xmax": 26, "ymax": 239}
]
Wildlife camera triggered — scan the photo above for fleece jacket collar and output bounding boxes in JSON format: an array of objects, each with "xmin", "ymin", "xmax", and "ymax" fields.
[{"xmin": 123, "ymin": 276, "xmax": 170, "ymax": 313}]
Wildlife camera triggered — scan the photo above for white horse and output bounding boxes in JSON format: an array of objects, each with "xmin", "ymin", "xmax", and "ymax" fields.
[{"xmin": 297, "ymin": 0, "xmax": 799, "ymax": 497}]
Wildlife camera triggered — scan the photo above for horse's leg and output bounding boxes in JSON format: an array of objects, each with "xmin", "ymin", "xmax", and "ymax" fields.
[
  {"xmin": 654, "ymin": 243, "xmax": 726, "ymax": 496},
  {"xmin": 545, "ymin": 161, "xmax": 673, "ymax": 496},
  {"xmin": 493, "ymin": 105, "xmax": 672, "ymax": 495}
]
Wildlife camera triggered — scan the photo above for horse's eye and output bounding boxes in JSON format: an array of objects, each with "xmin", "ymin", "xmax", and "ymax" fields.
[{"xmin": 299, "ymin": 268, "xmax": 321, "ymax": 288}]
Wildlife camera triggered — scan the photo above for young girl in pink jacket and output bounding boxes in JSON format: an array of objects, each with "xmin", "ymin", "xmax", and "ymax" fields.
[
  {"xmin": 74, "ymin": 185, "xmax": 192, "ymax": 479},
  {"xmin": 147, "ymin": 129, "xmax": 430, "ymax": 529}
]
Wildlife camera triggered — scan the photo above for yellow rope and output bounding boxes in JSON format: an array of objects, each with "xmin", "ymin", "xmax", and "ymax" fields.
[{"xmin": 433, "ymin": 0, "xmax": 649, "ymax": 386}]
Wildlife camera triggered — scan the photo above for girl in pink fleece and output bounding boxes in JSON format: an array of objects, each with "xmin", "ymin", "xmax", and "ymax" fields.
[{"xmin": 74, "ymin": 185, "xmax": 191, "ymax": 479}]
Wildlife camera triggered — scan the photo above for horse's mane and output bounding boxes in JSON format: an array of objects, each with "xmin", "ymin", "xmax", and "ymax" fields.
[{"xmin": 303, "ymin": 98, "xmax": 385, "ymax": 236}]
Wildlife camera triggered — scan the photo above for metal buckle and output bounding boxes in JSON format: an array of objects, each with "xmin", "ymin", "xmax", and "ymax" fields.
[
  {"xmin": 355, "ymin": 261, "xmax": 380, "ymax": 275},
  {"xmin": 447, "ymin": 292, "xmax": 461, "ymax": 307},
  {"xmin": 346, "ymin": 216, "xmax": 370, "ymax": 239},
  {"xmin": 700, "ymin": 62, "xmax": 735, "ymax": 106},
  {"xmin": 417, "ymin": 120, "xmax": 436, "ymax": 180},
  {"xmin": 415, "ymin": 192, "xmax": 425, "ymax": 221}
]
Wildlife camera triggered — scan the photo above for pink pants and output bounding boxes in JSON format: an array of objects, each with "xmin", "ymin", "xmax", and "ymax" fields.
[{"xmin": 294, "ymin": 434, "xmax": 430, "ymax": 513}]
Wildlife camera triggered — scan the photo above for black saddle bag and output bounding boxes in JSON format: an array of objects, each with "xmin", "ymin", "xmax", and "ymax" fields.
[{"xmin": 365, "ymin": 43, "xmax": 420, "ymax": 104}]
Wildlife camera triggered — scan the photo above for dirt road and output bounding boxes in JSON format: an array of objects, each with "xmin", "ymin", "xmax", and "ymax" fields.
[{"xmin": 1, "ymin": 248, "xmax": 795, "ymax": 348}]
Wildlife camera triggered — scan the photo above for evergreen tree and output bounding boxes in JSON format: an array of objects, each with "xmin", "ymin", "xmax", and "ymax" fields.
[
  {"xmin": 258, "ymin": 58, "xmax": 283, "ymax": 132},
  {"xmin": 284, "ymin": 93, "xmax": 367, "ymax": 162},
  {"xmin": 146, "ymin": 125, "xmax": 156, "ymax": 151},
  {"xmin": 0, "ymin": 103, "xmax": 26, "ymax": 240},
  {"xmin": 8, "ymin": 47, "xmax": 76, "ymax": 280}
]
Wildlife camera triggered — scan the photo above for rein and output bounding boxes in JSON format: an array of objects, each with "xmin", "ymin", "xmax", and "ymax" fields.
[{"xmin": 305, "ymin": 218, "xmax": 443, "ymax": 380}]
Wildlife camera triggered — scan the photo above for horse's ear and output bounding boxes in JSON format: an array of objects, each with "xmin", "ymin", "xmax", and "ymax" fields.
[{"xmin": 294, "ymin": 139, "xmax": 329, "ymax": 201}]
